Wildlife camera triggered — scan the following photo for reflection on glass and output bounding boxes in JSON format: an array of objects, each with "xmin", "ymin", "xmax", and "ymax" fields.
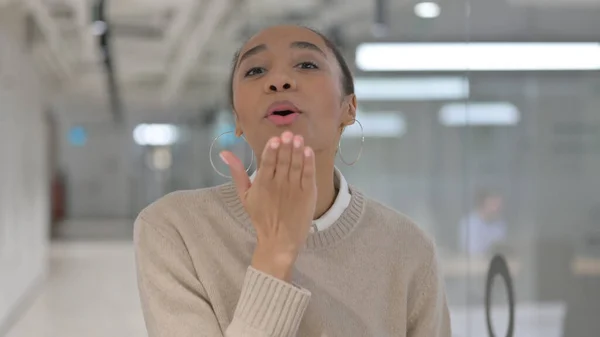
[
  {"xmin": 459, "ymin": 188, "xmax": 507, "ymax": 256},
  {"xmin": 354, "ymin": 77, "xmax": 469, "ymax": 101},
  {"xmin": 439, "ymin": 102, "xmax": 520, "ymax": 126}
]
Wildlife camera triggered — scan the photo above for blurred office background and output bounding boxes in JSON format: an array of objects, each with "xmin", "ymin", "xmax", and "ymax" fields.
[{"xmin": 1, "ymin": 0, "xmax": 600, "ymax": 336}]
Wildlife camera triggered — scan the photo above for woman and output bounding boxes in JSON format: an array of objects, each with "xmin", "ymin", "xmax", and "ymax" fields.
[{"xmin": 134, "ymin": 25, "xmax": 451, "ymax": 337}]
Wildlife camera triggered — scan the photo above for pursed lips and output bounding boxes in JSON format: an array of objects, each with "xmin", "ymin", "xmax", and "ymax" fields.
[{"xmin": 265, "ymin": 100, "xmax": 301, "ymax": 117}]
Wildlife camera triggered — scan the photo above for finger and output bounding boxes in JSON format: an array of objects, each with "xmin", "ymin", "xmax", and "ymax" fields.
[
  {"xmin": 301, "ymin": 146, "xmax": 316, "ymax": 191},
  {"xmin": 220, "ymin": 151, "xmax": 250, "ymax": 200},
  {"xmin": 275, "ymin": 131, "xmax": 294, "ymax": 183},
  {"xmin": 256, "ymin": 137, "xmax": 279, "ymax": 182},
  {"xmin": 289, "ymin": 135, "xmax": 304, "ymax": 184}
]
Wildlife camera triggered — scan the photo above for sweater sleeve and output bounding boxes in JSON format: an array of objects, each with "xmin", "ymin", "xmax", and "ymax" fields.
[
  {"xmin": 226, "ymin": 266, "xmax": 311, "ymax": 336},
  {"xmin": 134, "ymin": 216, "xmax": 311, "ymax": 337},
  {"xmin": 407, "ymin": 248, "xmax": 452, "ymax": 337}
]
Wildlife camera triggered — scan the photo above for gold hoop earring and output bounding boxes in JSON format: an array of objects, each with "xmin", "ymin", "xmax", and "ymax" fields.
[
  {"xmin": 338, "ymin": 119, "xmax": 364, "ymax": 166},
  {"xmin": 209, "ymin": 130, "xmax": 254, "ymax": 179}
]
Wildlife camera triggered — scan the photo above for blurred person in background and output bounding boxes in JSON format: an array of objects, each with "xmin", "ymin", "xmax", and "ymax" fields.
[
  {"xmin": 134, "ymin": 25, "xmax": 450, "ymax": 337},
  {"xmin": 459, "ymin": 188, "xmax": 507, "ymax": 256}
]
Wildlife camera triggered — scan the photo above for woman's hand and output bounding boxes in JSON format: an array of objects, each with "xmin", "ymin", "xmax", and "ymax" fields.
[{"xmin": 220, "ymin": 131, "xmax": 317, "ymax": 282}]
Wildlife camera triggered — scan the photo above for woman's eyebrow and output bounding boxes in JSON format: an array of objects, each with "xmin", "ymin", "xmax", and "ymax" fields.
[
  {"xmin": 238, "ymin": 44, "xmax": 267, "ymax": 65},
  {"xmin": 290, "ymin": 41, "xmax": 326, "ymax": 56},
  {"xmin": 238, "ymin": 41, "xmax": 326, "ymax": 66}
]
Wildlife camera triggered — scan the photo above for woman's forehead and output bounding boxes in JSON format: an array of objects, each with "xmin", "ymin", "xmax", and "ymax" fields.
[{"xmin": 239, "ymin": 25, "xmax": 327, "ymax": 56}]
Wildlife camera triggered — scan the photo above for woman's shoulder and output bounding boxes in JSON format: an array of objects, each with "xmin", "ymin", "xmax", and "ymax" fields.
[
  {"xmin": 133, "ymin": 183, "xmax": 253, "ymax": 259},
  {"xmin": 136, "ymin": 183, "xmax": 231, "ymax": 228},
  {"xmin": 358, "ymin": 195, "xmax": 443, "ymax": 286},
  {"xmin": 360, "ymin": 193, "xmax": 437, "ymax": 256}
]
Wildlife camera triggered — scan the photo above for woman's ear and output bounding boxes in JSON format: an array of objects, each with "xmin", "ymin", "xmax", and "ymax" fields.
[
  {"xmin": 342, "ymin": 94, "xmax": 358, "ymax": 125},
  {"xmin": 233, "ymin": 110, "xmax": 243, "ymax": 137}
]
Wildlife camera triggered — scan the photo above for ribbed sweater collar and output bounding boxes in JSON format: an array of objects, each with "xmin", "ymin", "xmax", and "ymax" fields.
[{"xmin": 217, "ymin": 182, "xmax": 365, "ymax": 251}]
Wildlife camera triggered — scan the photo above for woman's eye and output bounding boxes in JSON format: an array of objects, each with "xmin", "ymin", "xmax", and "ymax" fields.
[
  {"xmin": 244, "ymin": 67, "xmax": 265, "ymax": 77},
  {"xmin": 297, "ymin": 62, "xmax": 318, "ymax": 69}
]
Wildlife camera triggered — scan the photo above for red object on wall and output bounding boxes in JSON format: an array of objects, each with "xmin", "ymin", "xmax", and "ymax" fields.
[{"xmin": 51, "ymin": 173, "xmax": 65, "ymax": 224}]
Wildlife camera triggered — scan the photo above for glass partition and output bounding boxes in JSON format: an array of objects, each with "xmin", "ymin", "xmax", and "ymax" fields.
[{"xmin": 341, "ymin": 1, "xmax": 600, "ymax": 336}]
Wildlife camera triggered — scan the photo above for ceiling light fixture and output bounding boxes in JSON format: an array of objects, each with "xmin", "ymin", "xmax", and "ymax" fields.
[
  {"xmin": 133, "ymin": 124, "xmax": 180, "ymax": 146},
  {"xmin": 414, "ymin": 2, "xmax": 441, "ymax": 19},
  {"xmin": 91, "ymin": 20, "xmax": 107, "ymax": 36},
  {"xmin": 356, "ymin": 42, "xmax": 600, "ymax": 71}
]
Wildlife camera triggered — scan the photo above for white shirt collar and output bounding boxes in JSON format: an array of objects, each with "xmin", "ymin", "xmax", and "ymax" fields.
[{"xmin": 249, "ymin": 167, "xmax": 351, "ymax": 232}]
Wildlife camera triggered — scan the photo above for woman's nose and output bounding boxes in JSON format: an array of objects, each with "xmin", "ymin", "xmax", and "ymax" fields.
[{"xmin": 265, "ymin": 73, "xmax": 296, "ymax": 93}]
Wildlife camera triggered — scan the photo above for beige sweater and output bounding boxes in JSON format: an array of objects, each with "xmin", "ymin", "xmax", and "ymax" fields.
[{"xmin": 134, "ymin": 182, "xmax": 451, "ymax": 337}]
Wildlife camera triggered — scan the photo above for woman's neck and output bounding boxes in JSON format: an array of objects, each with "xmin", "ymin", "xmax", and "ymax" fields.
[{"xmin": 313, "ymin": 153, "xmax": 337, "ymax": 220}]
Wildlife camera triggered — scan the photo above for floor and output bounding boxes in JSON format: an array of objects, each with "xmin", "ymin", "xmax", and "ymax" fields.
[
  {"xmin": 5, "ymin": 242, "xmax": 147, "ymax": 337},
  {"xmin": 51, "ymin": 219, "xmax": 134, "ymax": 242}
]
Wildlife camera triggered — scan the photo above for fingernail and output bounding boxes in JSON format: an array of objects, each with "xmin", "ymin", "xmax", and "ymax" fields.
[
  {"xmin": 293, "ymin": 136, "xmax": 302, "ymax": 148},
  {"xmin": 219, "ymin": 152, "xmax": 229, "ymax": 165},
  {"xmin": 270, "ymin": 139, "xmax": 280, "ymax": 149},
  {"xmin": 304, "ymin": 147, "xmax": 312, "ymax": 157},
  {"xmin": 282, "ymin": 132, "xmax": 293, "ymax": 143}
]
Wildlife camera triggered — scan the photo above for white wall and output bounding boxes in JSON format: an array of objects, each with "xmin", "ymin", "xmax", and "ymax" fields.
[{"xmin": 0, "ymin": 10, "xmax": 51, "ymax": 333}]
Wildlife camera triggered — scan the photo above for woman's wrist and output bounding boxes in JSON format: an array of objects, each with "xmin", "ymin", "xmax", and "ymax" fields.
[{"xmin": 251, "ymin": 244, "xmax": 298, "ymax": 282}]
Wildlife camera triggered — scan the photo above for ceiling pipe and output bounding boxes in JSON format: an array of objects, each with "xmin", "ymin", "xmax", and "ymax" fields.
[
  {"xmin": 373, "ymin": 0, "xmax": 389, "ymax": 37},
  {"xmin": 163, "ymin": 0, "xmax": 201, "ymax": 61},
  {"xmin": 305, "ymin": 0, "xmax": 372, "ymax": 32},
  {"xmin": 24, "ymin": 0, "xmax": 72, "ymax": 79},
  {"xmin": 96, "ymin": 0, "xmax": 123, "ymax": 123},
  {"xmin": 161, "ymin": 0, "xmax": 234, "ymax": 106},
  {"xmin": 69, "ymin": 0, "xmax": 97, "ymax": 63}
]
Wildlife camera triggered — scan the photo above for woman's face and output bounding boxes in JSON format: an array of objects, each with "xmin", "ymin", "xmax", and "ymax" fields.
[{"xmin": 231, "ymin": 25, "xmax": 356, "ymax": 157}]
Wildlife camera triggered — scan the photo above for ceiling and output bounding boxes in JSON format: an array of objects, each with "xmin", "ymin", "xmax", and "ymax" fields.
[{"xmin": 5, "ymin": 0, "xmax": 600, "ymax": 121}]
